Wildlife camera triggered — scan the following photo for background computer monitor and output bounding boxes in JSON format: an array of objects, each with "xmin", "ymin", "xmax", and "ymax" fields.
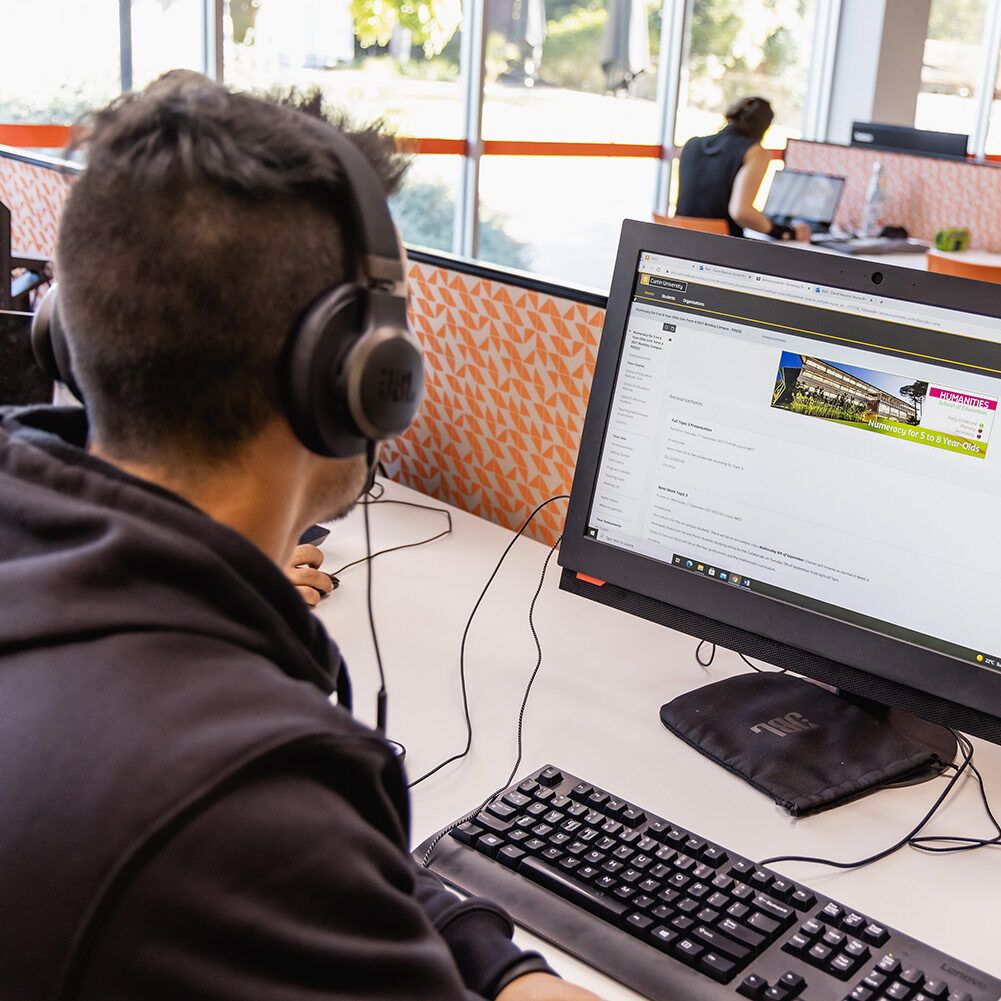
[
  {"xmin": 763, "ymin": 169, "xmax": 845, "ymax": 228},
  {"xmin": 559, "ymin": 221, "xmax": 1001, "ymax": 744},
  {"xmin": 0, "ymin": 310, "xmax": 52, "ymax": 405},
  {"xmin": 850, "ymin": 121, "xmax": 969, "ymax": 160}
]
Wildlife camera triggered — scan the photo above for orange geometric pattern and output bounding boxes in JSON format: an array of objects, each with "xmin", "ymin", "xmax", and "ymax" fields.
[
  {"xmin": 0, "ymin": 152, "xmax": 75, "ymax": 258},
  {"xmin": 382, "ymin": 261, "xmax": 606, "ymax": 545},
  {"xmin": 785, "ymin": 139, "xmax": 1001, "ymax": 251}
]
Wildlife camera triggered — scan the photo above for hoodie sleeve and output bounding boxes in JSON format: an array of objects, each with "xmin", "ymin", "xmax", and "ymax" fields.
[
  {"xmin": 409, "ymin": 859, "xmax": 556, "ymax": 997},
  {"xmin": 76, "ymin": 756, "xmax": 479, "ymax": 1001}
]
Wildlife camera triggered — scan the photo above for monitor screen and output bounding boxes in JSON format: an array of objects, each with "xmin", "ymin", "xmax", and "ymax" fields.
[
  {"xmin": 763, "ymin": 170, "xmax": 844, "ymax": 224},
  {"xmin": 850, "ymin": 121, "xmax": 969, "ymax": 161},
  {"xmin": 562, "ymin": 228, "xmax": 1001, "ymax": 708}
]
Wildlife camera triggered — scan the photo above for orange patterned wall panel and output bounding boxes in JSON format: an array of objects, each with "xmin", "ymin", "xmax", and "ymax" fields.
[
  {"xmin": 0, "ymin": 151, "xmax": 76, "ymax": 258},
  {"xmin": 785, "ymin": 139, "xmax": 1001, "ymax": 251},
  {"xmin": 382, "ymin": 261, "xmax": 606, "ymax": 545}
]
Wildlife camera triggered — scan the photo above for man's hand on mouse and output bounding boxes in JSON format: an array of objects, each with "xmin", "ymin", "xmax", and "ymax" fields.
[{"xmin": 285, "ymin": 544, "xmax": 334, "ymax": 607}]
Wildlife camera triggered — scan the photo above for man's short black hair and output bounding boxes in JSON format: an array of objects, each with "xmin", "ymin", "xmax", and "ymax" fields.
[{"xmin": 57, "ymin": 71, "xmax": 409, "ymax": 462}]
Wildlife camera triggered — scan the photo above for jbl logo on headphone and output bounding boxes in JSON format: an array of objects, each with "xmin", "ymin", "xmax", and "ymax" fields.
[
  {"xmin": 379, "ymin": 368, "xmax": 417, "ymax": 404},
  {"xmin": 750, "ymin": 712, "xmax": 819, "ymax": 738}
]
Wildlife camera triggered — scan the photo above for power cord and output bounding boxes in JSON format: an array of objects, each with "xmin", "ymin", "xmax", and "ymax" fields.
[
  {"xmin": 408, "ymin": 494, "xmax": 570, "ymax": 790},
  {"xmin": 760, "ymin": 731, "xmax": 1000, "ymax": 869},
  {"xmin": 694, "ymin": 640, "xmax": 785, "ymax": 674},
  {"xmin": 419, "ymin": 527, "xmax": 565, "ymax": 867}
]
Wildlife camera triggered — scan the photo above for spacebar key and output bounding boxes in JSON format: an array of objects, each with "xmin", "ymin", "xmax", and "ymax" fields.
[{"xmin": 519, "ymin": 856, "xmax": 629, "ymax": 921}]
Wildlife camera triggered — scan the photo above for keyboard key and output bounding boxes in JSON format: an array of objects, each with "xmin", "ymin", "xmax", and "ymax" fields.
[
  {"xmin": 476, "ymin": 811, "xmax": 514, "ymax": 834},
  {"xmin": 739, "ymin": 974, "xmax": 768, "ymax": 999},
  {"xmin": 694, "ymin": 863, "xmax": 715, "ymax": 881},
  {"xmin": 624, "ymin": 912, "xmax": 654, "ymax": 935},
  {"xmin": 537, "ymin": 766, "xmax": 563, "ymax": 787},
  {"xmin": 922, "ymin": 981, "xmax": 948, "ymax": 999},
  {"xmin": 543, "ymin": 810, "xmax": 564, "ymax": 825},
  {"xmin": 885, "ymin": 983, "xmax": 910, "ymax": 1001},
  {"xmin": 583, "ymin": 850, "xmax": 605, "ymax": 866},
  {"xmin": 900, "ymin": 969, "xmax": 926, "ymax": 988},
  {"xmin": 633, "ymin": 894, "xmax": 656, "ymax": 911},
  {"xmin": 807, "ymin": 943, "xmax": 832, "ymax": 965},
  {"xmin": 613, "ymin": 885, "xmax": 636, "ymax": 901},
  {"xmin": 677, "ymin": 898, "xmax": 700, "ymax": 915},
  {"xmin": 708, "ymin": 892, "xmax": 729, "ymax": 910},
  {"xmin": 526, "ymin": 802, "xmax": 547, "ymax": 817},
  {"xmin": 666, "ymin": 827, "xmax": 689, "ymax": 846},
  {"xmin": 602, "ymin": 860, "xmax": 623, "ymax": 875},
  {"xmin": 692, "ymin": 924, "xmax": 752, "ymax": 961},
  {"xmin": 801, "ymin": 919, "xmax": 823, "ymax": 939},
  {"xmin": 697, "ymin": 907, "xmax": 720, "ymax": 925},
  {"xmin": 845, "ymin": 939, "xmax": 870, "ymax": 962},
  {"xmin": 517, "ymin": 779, "xmax": 538, "ymax": 795},
  {"xmin": 518, "ymin": 855, "xmax": 629, "ymax": 920},
  {"xmin": 497, "ymin": 845, "xmax": 526, "ymax": 868},
  {"xmin": 753, "ymin": 895, "xmax": 795, "ymax": 926},
  {"xmin": 732, "ymin": 883, "xmax": 754, "ymax": 902},
  {"xmin": 451, "ymin": 821, "xmax": 484, "ymax": 846},
  {"xmin": 779, "ymin": 972, "xmax": 807, "ymax": 995},
  {"xmin": 650, "ymin": 925, "xmax": 679, "ymax": 952},
  {"xmin": 700, "ymin": 951, "xmax": 737, "ymax": 983},
  {"xmin": 829, "ymin": 954, "xmax": 857, "ymax": 979},
  {"xmin": 863, "ymin": 972, "xmax": 888, "ymax": 990},
  {"xmin": 863, "ymin": 923, "xmax": 889, "ymax": 946},
  {"xmin": 604, "ymin": 798, "xmax": 627, "ymax": 817},
  {"xmin": 649, "ymin": 863, "xmax": 672, "ymax": 880},
  {"xmin": 718, "ymin": 917, "xmax": 766, "ymax": 951},
  {"xmin": 849, "ymin": 988, "xmax": 873, "ymax": 1001},
  {"xmin": 595, "ymin": 836, "xmax": 617, "ymax": 852},
  {"xmin": 601, "ymin": 819, "xmax": 622, "ymax": 836},
  {"xmin": 791, "ymin": 889, "xmax": 816, "ymax": 910},
  {"xmin": 947, "ymin": 993, "xmax": 973, "ymax": 1001},
  {"xmin": 651, "ymin": 904, "xmax": 674, "ymax": 921},
  {"xmin": 567, "ymin": 803, "xmax": 588, "ymax": 818},
  {"xmin": 503, "ymin": 791, "xmax": 531, "ymax": 809},
  {"xmin": 577, "ymin": 864, "xmax": 600, "ymax": 881},
  {"xmin": 646, "ymin": 820, "xmax": 671, "ymax": 840},
  {"xmin": 672, "ymin": 915, "xmax": 696, "ymax": 933},
  {"xmin": 674, "ymin": 854, "xmax": 696, "ymax": 873},
  {"xmin": 587, "ymin": 791, "xmax": 610, "ymax": 809},
  {"xmin": 620, "ymin": 830, "xmax": 641, "ymax": 845},
  {"xmin": 686, "ymin": 837, "xmax": 707, "ymax": 857},
  {"xmin": 523, "ymin": 838, "xmax": 546, "ymax": 853},
  {"xmin": 541, "ymin": 846, "xmax": 563, "ymax": 862},
  {"xmin": 637, "ymin": 836, "xmax": 659, "ymax": 853},
  {"xmin": 770, "ymin": 878, "xmax": 795, "ymax": 901},
  {"xmin": 672, "ymin": 937, "xmax": 705, "ymax": 965},
  {"xmin": 688, "ymin": 882, "xmax": 711, "ymax": 900},
  {"xmin": 551, "ymin": 795, "xmax": 572, "ymax": 810},
  {"xmin": 535, "ymin": 788, "xmax": 555, "ymax": 803},
  {"xmin": 730, "ymin": 859, "xmax": 755, "ymax": 878},
  {"xmin": 548, "ymin": 833, "xmax": 570, "ymax": 848},
  {"xmin": 570, "ymin": 782, "xmax": 593, "ymax": 801},
  {"xmin": 843, "ymin": 912, "xmax": 866, "ymax": 933},
  {"xmin": 594, "ymin": 875, "xmax": 617, "ymax": 891},
  {"xmin": 712, "ymin": 873, "xmax": 734, "ymax": 892},
  {"xmin": 655, "ymin": 846, "xmax": 677, "ymax": 864},
  {"xmin": 612, "ymin": 844, "xmax": 633, "ymax": 860},
  {"xmin": 823, "ymin": 929, "xmax": 847, "ymax": 949},
  {"xmin": 877, "ymin": 956, "xmax": 902, "ymax": 976},
  {"xmin": 475, "ymin": 833, "xmax": 504, "ymax": 857},
  {"xmin": 821, "ymin": 902, "xmax": 844, "ymax": 923},
  {"xmin": 558, "ymin": 856, "xmax": 581, "ymax": 873},
  {"xmin": 531, "ymin": 824, "xmax": 554, "ymax": 838},
  {"xmin": 763, "ymin": 987, "xmax": 788, "ymax": 1001},
  {"xmin": 751, "ymin": 870, "xmax": 773, "ymax": 891},
  {"xmin": 727, "ymin": 902, "xmax": 751, "ymax": 921},
  {"xmin": 633, "ymin": 854, "xmax": 655, "ymax": 870},
  {"xmin": 748, "ymin": 912, "xmax": 781, "ymax": 938},
  {"xmin": 639, "ymin": 878, "xmax": 662, "ymax": 894},
  {"xmin": 703, "ymin": 846, "xmax": 729, "ymax": 867},
  {"xmin": 782, "ymin": 933, "xmax": 810, "ymax": 957},
  {"xmin": 622, "ymin": 807, "xmax": 647, "ymax": 826}
]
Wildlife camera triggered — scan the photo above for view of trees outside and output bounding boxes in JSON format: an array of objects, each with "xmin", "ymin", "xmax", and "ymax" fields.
[
  {"xmin": 0, "ymin": 0, "xmax": 119, "ymax": 125},
  {"xmin": 675, "ymin": 0, "xmax": 816, "ymax": 148},
  {"xmin": 916, "ymin": 0, "xmax": 987, "ymax": 141}
]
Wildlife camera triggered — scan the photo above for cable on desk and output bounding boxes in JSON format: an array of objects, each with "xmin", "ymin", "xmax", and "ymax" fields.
[
  {"xmin": 330, "ymin": 499, "xmax": 452, "ymax": 579},
  {"xmin": 418, "ymin": 527, "xmax": 564, "ymax": 867},
  {"xmin": 408, "ymin": 494, "xmax": 569, "ymax": 791},
  {"xmin": 694, "ymin": 640, "xmax": 785, "ymax": 675},
  {"xmin": 760, "ymin": 731, "xmax": 1000, "ymax": 870}
]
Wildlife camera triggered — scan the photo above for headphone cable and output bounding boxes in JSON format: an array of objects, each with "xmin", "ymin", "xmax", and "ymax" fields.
[{"xmin": 363, "ymin": 444, "xmax": 388, "ymax": 735}]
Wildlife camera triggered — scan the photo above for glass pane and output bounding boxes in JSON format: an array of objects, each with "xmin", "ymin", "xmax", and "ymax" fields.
[
  {"xmin": 482, "ymin": 0, "xmax": 661, "ymax": 142},
  {"xmin": 916, "ymin": 0, "xmax": 987, "ymax": 139},
  {"xmin": 392, "ymin": 155, "xmax": 460, "ymax": 253},
  {"xmin": 0, "ymin": 0, "xmax": 119, "ymax": 125},
  {"xmin": 224, "ymin": 0, "xmax": 464, "ymax": 138},
  {"xmin": 675, "ymin": 0, "xmax": 817, "ymax": 149},
  {"xmin": 131, "ymin": 0, "xmax": 205, "ymax": 91},
  {"xmin": 478, "ymin": 156, "xmax": 657, "ymax": 289}
]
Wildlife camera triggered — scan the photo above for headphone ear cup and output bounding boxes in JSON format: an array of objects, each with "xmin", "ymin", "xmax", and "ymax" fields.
[
  {"xmin": 283, "ymin": 284, "xmax": 369, "ymax": 459},
  {"xmin": 31, "ymin": 284, "xmax": 84, "ymax": 402}
]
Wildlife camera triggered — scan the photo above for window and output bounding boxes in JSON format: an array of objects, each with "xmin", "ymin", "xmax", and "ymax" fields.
[
  {"xmin": 915, "ymin": 0, "xmax": 988, "ymax": 139},
  {"xmin": 131, "ymin": 0, "xmax": 205, "ymax": 91},
  {"xmin": 476, "ymin": 0, "xmax": 661, "ymax": 286},
  {"xmin": 223, "ymin": 0, "xmax": 465, "ymax": 251},
  {"xmin": 674, "ymin": 0, "xmax": 818, "ymax": 149},
  {"xmin": 0, "ymin": 0, "xmax": 120, "ymax": 126}
]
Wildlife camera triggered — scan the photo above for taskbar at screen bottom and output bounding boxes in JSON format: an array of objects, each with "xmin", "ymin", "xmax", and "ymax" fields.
[
  {"xmin": 666, "ymin": 550, "xmax": 1000, "ymax": 673},
  {"xmin": 585, "ymin": 531, "xmax": 999, "ymax": 673}
]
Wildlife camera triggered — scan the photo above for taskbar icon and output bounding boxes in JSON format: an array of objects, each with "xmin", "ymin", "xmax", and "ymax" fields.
[{"xmin": 672, "ymin": 554, "xmax": 753, "ymax": 589}]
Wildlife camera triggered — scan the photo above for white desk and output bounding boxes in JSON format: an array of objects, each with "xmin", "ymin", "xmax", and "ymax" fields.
[{"xmin": 313, "ymin": 480, "xmax": 1001, "ymax": 999}]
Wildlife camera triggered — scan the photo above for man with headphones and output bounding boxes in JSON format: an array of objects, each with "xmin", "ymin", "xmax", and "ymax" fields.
[{"xmin": 0, "ymin": 73, "xmax": 602, "ymax": 1000}]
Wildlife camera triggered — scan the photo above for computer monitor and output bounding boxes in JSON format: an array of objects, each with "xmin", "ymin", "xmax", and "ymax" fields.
[
  {"xmin": 559, "ymin": 221, "xmax": 1001, "ymax": 744},
  {"xmin": 762, "ymin": 169, "xmax": 844, "ymax": 230},
  {"xmin": 850, "ymin": 121, "xmax": 969, "ymax": 161},
  {"xmin": 0, "ymin": 309, "xmax": 52, "ymax": 405}
]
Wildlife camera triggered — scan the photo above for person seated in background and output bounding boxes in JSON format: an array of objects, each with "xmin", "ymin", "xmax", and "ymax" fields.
[
  {"xmin": 676, "ymin": 96, "xmax": 810, "ymax": 241},
  {"xmin": 0, "ymin": 72, "xmax": 601, "ymax": 1001}
]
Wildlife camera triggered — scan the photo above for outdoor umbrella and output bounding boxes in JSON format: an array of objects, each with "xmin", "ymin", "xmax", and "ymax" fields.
[{"xmin": 600, "ymin": 0, "xmax": 650, "ymax": 95}]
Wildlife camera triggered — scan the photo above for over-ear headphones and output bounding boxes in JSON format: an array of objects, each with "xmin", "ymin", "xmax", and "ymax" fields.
[{"xmin": 31, "ymin": 126, "xmax": 424, "ymax": 460}]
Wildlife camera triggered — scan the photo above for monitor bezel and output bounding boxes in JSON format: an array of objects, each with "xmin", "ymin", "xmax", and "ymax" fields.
[
  {"xmin": 559, "ymin": 221, "xmax": 1001, "ymax": 722},
  {"xmin": 762, "ymin": 169, "xmax": 846, "ymax": 225}
]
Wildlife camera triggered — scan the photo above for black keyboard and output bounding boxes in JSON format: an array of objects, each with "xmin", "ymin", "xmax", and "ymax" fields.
[{"xmin": 417, "ymin": 765, "xmax": 1000, "ymax": 1001}]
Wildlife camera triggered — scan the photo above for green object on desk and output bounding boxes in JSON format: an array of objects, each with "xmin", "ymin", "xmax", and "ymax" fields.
[{"xmin": 934, "ymin": 227, "xmax": 970, "ymax": 252}]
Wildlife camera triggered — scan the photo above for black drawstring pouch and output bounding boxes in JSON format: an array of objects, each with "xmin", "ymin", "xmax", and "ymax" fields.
[{"xmin": 660, "ymin": 673, "xmax": 956, "ymax": 816}]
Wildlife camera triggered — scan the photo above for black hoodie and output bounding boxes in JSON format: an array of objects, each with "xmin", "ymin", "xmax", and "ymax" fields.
[{"xmin": 0, "ymin": 406, "xmax": 549, "ymax": 1001}]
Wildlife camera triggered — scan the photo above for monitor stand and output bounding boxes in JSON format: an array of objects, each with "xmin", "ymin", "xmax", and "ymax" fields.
[{"xmin": 659, "ymin": 670, "xmax": 957, "ymax": 816}]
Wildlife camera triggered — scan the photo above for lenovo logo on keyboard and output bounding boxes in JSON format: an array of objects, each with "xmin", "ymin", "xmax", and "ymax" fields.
[{"xmin": 750, "ymin": 712, "xmax": 819, "ymax": 738}]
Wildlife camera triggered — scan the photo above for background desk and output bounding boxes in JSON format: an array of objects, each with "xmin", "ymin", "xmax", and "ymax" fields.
[{"xmin": 314, "ymin": 480, "xmax": 1001, "ymax": 1000}]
